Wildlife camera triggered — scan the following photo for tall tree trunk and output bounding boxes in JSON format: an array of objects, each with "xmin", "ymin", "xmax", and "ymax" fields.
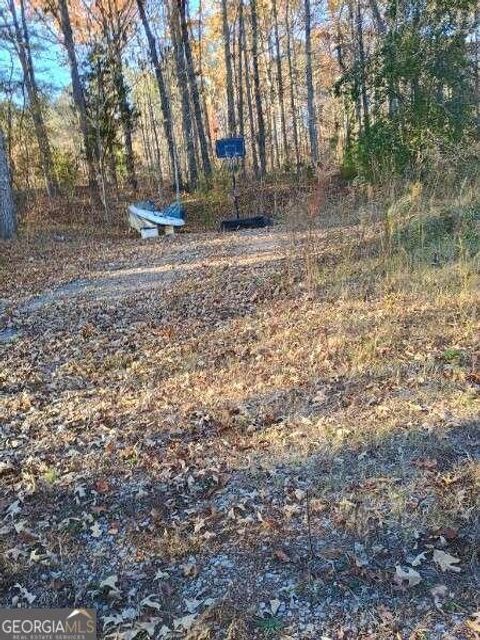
[
  {"xmin": 0, "ymin": 129, "xmax": 16, "ymax": 240},
  {"xmin": 285, "ymin": 0, "xmax": 300, "ymax": 172},
  {"xmin": 221, "ymin": 0, "xmax": 236, "ymax": 134},
  {"xmin": 106, "ymin": 139, "xmax": 118, "ymax": 189},
  {"xmin": 304, "ymin": 0, "xmax": 319, "ymax": 164},
  {"xmin": 232, "ymin": 8, "xmax": 237, "ymax": 106},
  {"xmin": 474, "ymin": 7, "xmax": 479, "ymax": 121},
  {"xmin": 355, "ymin": 0, "xmax": 370, "ymax": 132},
  {"xmin": 367, "ymin": 0, "xmax": 395, "ymax": 116},
  {"xmin": 263, "ymin": 30, "xmax": 280, "ymax": 170},
  {"xmin": 242, "ymin": 11, "xmax": 260, "ymax": 178},
  {"xmin": 146, "ymin": 80, "xmax": 164, "ymax": 188},
  {"xmin": 272, "ymin": 0, "xmax": 288, "ymax": 163},
  {"xmin": 368, "ymin": 0, "xmax": 386, "ymax": 35},
  {"xmin": 93, "ymin": 56, "xmax": 110, "ymax": 221},
  {"xmin": 237, "ymin": 0, "xmax": 246, "ymax": 172},
  {"xmin": 179, "ymin": 0, "xmax": 212, "ymax": 178},
  {"xmin": 8, "ymin": 0, "xmax": 58, "ymax": 196},
  {"xmin": 334, "ymin": 28, "xmax": 353, "ymax": 154},
  {"xmin": 169, "ymin": 0, "xmax": 198, "ymax": 189},
  {"xmin": 347, "ymin": 0, "xmax": 362, "ymax": 132},
  {"xmin": 136, "ymin": 0, "xmax": 182, "ymax": 189},
  {"xmin": 57, "ymin": 0, "xmax": 97, "ymax": 192},
  {"xmin": 193, "ymin": 0, "xmax": 214, "ymax": 157},
  {"xmin": 139, "ymin": 92, "xmax": 154, "ymax": 179},
  {"xmin": 250, "ymin": 0, "xmax": 267, "ymax": 175},
  {"xmin": 4, "ymin": 91, "xmax": 15, "ymax": 178}
]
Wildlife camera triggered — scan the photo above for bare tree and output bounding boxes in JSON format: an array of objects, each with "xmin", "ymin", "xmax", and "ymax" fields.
[
  {"xmin": 285, "ymin": 0, "xmax": 300, "ymax": 173},
  {"xmin": 179, "ymin": 0, "xmax": 212, "ymax": 178},
  {"xmin": 250, "ymin": 0, "xmax": 266, "ymax": 175},
  {"xmin": 475, "ymin": 7, "xmax": 480, "ymax": 122},
  {"xmin": 263, "ymin": 29, "xmax": 280, "ymax": 170},
  {"xmin": 169, "ymin": 0, "xmax": 198, "ymax": 188},
  {"xmin": 56, "ymin": 0, "xmax": 98, "ymax": 192},
  {"xmin": 368, "ymin": 0, "xmax": 386, "ymax": 35},
  {"xmin": 242, "ymin": 3, "xmax": 260, "ymax": 178},
  {"xmin": 98, "ymin": 0, "xmax": 138, "ymax": 192},
  {"xmin": 0, "ymin": 128, "xmax": 16, "ymax": 240},
  {"xmin": 272, "ymin": 0, "xmax": 288, "ymax": 162},
  {"xmin": 194, "ymin": 0, "xmax": 214, "ymax": 157},
  {"xmin": 304, "ymin": 0, "xmax": 318, "ymax": 164},
  {"xmin": 4, "ymin": 0, "xmax": 58, "ymax": 196},
  {"xmin": 237, "ymin": 0, "xmax": 246, "ymax": 171},
  {"xmin": 355, "ymin": 0, "xmax": 370, "ymax": 132},
  {"xmin": 221, "ymin": 0, "xmax": 236, "ymax": 135},
  {"xmin": 136, "ymin": 0, "xmax": 182, "ymax": 189}
]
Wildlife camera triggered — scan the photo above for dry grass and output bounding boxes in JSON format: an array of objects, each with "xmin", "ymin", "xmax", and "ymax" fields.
[{"xmin": 0, "ymin": 179, "xmax": 479, "ymax": 639}]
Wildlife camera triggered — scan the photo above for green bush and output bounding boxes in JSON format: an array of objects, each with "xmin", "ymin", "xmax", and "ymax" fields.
[
  {"xmin": 336, "ymin": 0, "xmax": 478, "ymax": 183},
  {"xmin": 354, "ymin": 119, "xmax": 413, "ymax": 180},
  {"xmin": 53, "ymin": 150, "xmax": 79, "ymax": 198},
  {"xmin": 394, "ymin": 206, "xmax": 480, "ymax": 264}
]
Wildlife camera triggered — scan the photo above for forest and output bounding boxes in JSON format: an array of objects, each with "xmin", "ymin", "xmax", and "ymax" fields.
[
  {"xmin": 0, "ymin": 0, "xmax": 478, "ymax": 234},
  {"xmin": 0, "ymin": 1, "xmax": 480, "ymax": 639}
]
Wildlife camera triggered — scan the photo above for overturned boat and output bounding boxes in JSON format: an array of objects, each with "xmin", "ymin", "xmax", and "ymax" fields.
[{"xmin": 128, "ymin": 200, "xmax": 186, "ymax": 238}]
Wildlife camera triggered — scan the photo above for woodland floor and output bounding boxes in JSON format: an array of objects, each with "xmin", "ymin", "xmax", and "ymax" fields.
[{"xmin": 0, "ymin": 219, "xmax": 479, "ymax": 639}]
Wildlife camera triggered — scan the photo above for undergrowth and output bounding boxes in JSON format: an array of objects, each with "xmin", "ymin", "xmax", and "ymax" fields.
[{"xmin": 1, "ymin": 167, "xmax": 479, "ymax": 640}]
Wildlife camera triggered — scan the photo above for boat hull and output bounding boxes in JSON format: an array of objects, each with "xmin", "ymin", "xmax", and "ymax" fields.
[{"xmin": 128, "ymin": 204, "xmax": 185, "ymax": 228}]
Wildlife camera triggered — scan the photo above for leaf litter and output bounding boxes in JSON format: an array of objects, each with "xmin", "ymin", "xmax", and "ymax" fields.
[{"xmin": 1, "ymin": 226, "xmax": 479, "ymax": 638}]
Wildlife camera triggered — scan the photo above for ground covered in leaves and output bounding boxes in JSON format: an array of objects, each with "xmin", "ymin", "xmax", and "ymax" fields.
[{"xmin": 0, "ymin": 219, "xmax": 479, "ymax": 639}]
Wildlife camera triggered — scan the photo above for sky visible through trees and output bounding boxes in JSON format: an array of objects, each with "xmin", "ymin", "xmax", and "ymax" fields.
[
  {"xmin": 0, "ymin": 0, "xmax": 478, "ymax": 212},
  {"xmin": 0, "ymin": 30, "xmax": 69, "ymax": 90}
]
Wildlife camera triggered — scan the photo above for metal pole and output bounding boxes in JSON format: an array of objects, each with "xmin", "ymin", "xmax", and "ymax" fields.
[
  {"xmin": 231, "ymin": 157, "xmax": 240, "ymax": 219},
  {"xmin": 174, "ymin": 150, "xmax": 180, "ymax": 204}
]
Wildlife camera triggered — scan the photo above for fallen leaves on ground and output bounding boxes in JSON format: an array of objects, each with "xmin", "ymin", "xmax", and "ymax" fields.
[{"xmin": 1, "ymin": 224, "xmax": 479, "ymax": 639}]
